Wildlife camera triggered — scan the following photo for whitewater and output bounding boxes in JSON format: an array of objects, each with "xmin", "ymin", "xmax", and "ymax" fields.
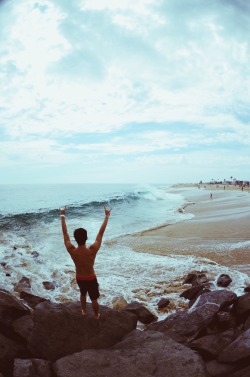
[{"xmin": 0, "ymin": 183, "xmax": 248, "ymax": 320}]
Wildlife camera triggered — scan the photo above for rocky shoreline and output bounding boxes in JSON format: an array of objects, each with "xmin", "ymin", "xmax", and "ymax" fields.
[{"xmin": 1, "ymin": 272, "xmax": 250, "ymax": 377}]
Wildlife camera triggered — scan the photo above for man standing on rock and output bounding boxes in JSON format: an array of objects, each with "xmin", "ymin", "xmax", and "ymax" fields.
[{"xmin": 60, "ymin": 206, "xmax": 111, "ymax": 319}]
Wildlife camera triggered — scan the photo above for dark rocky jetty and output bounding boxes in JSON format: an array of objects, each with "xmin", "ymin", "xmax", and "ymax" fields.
[{"xmin": 1, "ymin": 270, "xmax": 250, "ymax": 377}]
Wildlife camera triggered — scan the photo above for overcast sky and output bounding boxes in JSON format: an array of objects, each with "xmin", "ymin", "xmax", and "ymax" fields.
[{"xmin": 0, "ymin": 0, "xmax": 249, "ymax": 184}]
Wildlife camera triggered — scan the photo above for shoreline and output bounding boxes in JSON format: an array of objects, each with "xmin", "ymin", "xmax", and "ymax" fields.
[{"xmin": 107, "ymin": 186, "xmax": 250, "ymax": 277}]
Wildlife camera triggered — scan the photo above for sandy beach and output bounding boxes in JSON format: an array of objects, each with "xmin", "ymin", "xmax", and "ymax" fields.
[{"xmin": 108, "ymin": 184, "xmax": 250, "ymax": 277}]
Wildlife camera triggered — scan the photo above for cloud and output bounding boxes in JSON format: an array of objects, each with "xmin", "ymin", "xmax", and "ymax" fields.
[{"xmin": 0, "ymin": 0, "xmax": 249, "ymax": 183}]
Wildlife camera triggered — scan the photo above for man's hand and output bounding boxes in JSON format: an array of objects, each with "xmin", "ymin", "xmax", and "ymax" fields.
[
  {"xmin": 104, "ymin": 206, "xmax": 112, "ymax": 217},
  {"xmin": 60, "ymin": 207, "xmax": 66, "ymax": 216}
]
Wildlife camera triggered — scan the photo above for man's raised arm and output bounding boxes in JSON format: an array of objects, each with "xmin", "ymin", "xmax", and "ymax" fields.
[
  {"xmin": 90, "ymin": 206, "xmax": 111, "ymax": 252},
  {"xmin": 60, "ymin": 207, "xmax": 75, "ymax": 253}
]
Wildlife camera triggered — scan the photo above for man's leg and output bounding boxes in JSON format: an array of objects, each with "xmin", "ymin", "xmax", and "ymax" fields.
[
  {"xmin": 91, "ymin": 299, "xmax": 100, "ymax": 319},
  {"xmin": 80, "ymin": 294, "xmax": 87, "ymax": 316}
]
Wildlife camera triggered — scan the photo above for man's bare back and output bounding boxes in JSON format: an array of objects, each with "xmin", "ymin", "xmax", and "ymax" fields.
[{"xmin": 69, "ymin": 246, "xmax": 97, "ymax": 278}]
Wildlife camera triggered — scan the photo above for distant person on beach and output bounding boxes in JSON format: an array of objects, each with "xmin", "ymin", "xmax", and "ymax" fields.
[
  {"xmin": 60, "ymin": 206, "xmax": 112, "ymax": 319},
  {"xmin": 210, "ymin": 193, "xmax": 213, "ymax": 199}
]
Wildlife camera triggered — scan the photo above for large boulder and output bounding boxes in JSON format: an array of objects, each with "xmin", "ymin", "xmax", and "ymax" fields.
[
  {"xmin": 205, "ymin": 360, "xmax": 237, "ymax": 377},
  {"xmin": 183, "ymin": 272, "xmax": 209, "ymax": 286},
  {"xmin": 233, "ymin": 293, "xmax": 250, "ymax": 323},
  {"xmin": 0, "ymin": 332, "xmax": 28, "ymax": 377},
  {"xmin": 180, "ymin": 286, "xmax": 211, "ymax": 308},
  {"xmin": 147, "ymin": 302, "xmax": 220, "ymax": 344},
  {"xmin": 19, "ymin": 291, "xmax": 48, "ymax": 309},
  {"xmin": 0, "ymin": 289, "xmax": 31, "ymax": 329},
  {"xmin": 14, "ymin": 277, "xmax": 31, "ymax": 294},
  {"xmin": 157, "ymin": 298, "xmax": 170, "ymax": 309},
  {"xmin": 54, "ymin": 330, "xmax": 208, "ymax": 377},
  {"xmin": 218, "ymin": 328, "xmax": 250, "ymax": 364},
  {"xmin": 13, "ymin": 359, "xmax": 54, "ymax": 377},
  {"xmin": 12, "ymin": 315, "xmax": 34, "ymax": 342},
  {"xmin": 28, "ymin": 301, "xmax": 137, "ymax": 361},
  {"xmin": 243, "ymin": 316, "xmax": 250, "ymax": 331},
  {"xmin": 229, "ymin": 365, "xmax": 250, "ymax": 377},
  {"xmin": 188, "ymin": 328, "xmax": 236, "ymax": 360},
  {"xmin": 194, "ymin": 290, "xmax": 237, "ymax": 310},
  {"xmin": 123, "ymin": 301, "xmax": 157, "ymax": 324},
  {"xmin": 209, "ymin": 310, "xmax": 237, "ymax": 332},
  {"xmin": 216, "ymin": 274, "xmax": 232, "ymax": 288}
]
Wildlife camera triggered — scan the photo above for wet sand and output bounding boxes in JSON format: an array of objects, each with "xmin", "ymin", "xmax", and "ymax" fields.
[{"xmin": 108, "ymin": 186, "xmax": 250, "ymax": 277}]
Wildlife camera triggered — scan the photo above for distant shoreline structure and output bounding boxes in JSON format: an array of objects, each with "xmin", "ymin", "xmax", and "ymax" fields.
[{"xmin": 172, "ymin": 180, "xmax": 250, "ymax": 192}]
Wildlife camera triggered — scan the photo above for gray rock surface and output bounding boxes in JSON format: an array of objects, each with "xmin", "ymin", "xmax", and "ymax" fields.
[
  {"xmin": 0, "ymin": 332, "xmax": 28, "ymax": 376},
  {"xmin": 14, "ymin": 277, "xmax": 31, "ymax": 293},
  {"xmin": 194, "ymin": 290, "xmax": 237, "ymax": 310},
  {"xmin": 233, "ymin": 293, "xmax": 250, "ymax": 322},
  {"xmin": 13, "ymin": 358, "xmax": 54, "ymax": 377},
  {"xmin": 189, "ymin": 328, "xmax": 235, "ymax": 359},
  {"xmin": 123, "ymin": 301, "xmax": 157, "ymax": 324},
  {"xmin": 0, "ymin": 289, "xmax": 30, "ymax": 327},
  {"xmin": 205, "ymin": 360, "xmax": 236, "ymax": 377},
  {"xmin": 147, "ymin": 302, "xmax": 220, "ymax": 344},
  {"xmin": 12, "ymin": 314, "xmax": 34, "ymax": 341},
  {"xmin": 28, "ymin": 301, "xmax": 137, "ymax": 360},
  {"xmin": 54, "ymin": 330, "xmax": 208, "ymax": 377},
  {"xmin": 217, "ymin": 274, "xmax": 232, "ymax": 288},
  {"xmin": 218, "ymin": 328, "xmax": 250, "ymax": 363},
  {"xmin": 19, "ymin": 291, "xmax": 48, "ymax": 309}
]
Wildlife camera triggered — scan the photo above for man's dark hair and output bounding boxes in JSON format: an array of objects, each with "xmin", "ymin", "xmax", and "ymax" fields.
[{"xmin": 74, "ymin": 228, "xmax": 87, "ymax": 245}]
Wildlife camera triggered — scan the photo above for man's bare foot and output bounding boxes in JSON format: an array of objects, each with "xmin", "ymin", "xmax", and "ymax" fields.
[
  {"xmin": 82, "ymin": 310, "xmax": 87, "ymax": 317},
  {"xmin": 95, "ymin": 313, "xmax": 101, "ymax": 320}
]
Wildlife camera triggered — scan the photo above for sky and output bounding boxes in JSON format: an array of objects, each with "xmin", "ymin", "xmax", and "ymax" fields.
[{"xmin": 0, "ymin": 0, "xmax": 250, "ymax": 184}]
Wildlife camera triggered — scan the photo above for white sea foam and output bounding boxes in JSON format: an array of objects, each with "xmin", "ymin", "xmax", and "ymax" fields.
[{"xmin": 1, "ymin": 235, "xmax": 249, "ymax": 321}]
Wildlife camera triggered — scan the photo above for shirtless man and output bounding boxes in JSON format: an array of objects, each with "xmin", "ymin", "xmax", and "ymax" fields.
[{"xmin": 60, "ymin": 206, "xmax": 111, "ymax": 319}]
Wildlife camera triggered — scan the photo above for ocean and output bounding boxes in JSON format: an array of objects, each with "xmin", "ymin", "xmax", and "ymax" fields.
[{"xmin": 0, "ymin": 183, "xmax": 248, "ymax": 320}]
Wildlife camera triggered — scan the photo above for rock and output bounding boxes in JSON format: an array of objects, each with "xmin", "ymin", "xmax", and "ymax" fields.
[
  {"xmin": 12, "ymin": 315, "xmax": 34, "ymax": 342},
  {"xmin": 0, "ymin": 332, "xmax": 28, "ymax": 377},
  {"xmin": 194, "ymin": 290, "xmax": 237, "ymax": 310},
  {"xmin": 0, "ymin": 289, "xmax": 31, "ymax": 328},
  {"xmin": 13, "ymin": 358, "xmax": 54, "ymax": 377},
  {"xmin": 243, "ymin": 316, "xmax": 250, "ymax": 331},
  {"xmin": 19, "ymin": 291, "xmax": 48, "ymax": 309},
  {"xmin": 42, "ymin": 281, "xmax": 55, "ymax": 291},
  {"xmin": 147, "ymin": 302, "xmax": 220, "ymax": 344},
  {"xmin": 123, "ymin": 301, "xmax": 157, "ymax": 324},
  {"xmin": 54, "ymin": 330, "xmax": 208, "ymax": 377},
  {"xmin": 28, "ymin": 301, "xmax": 137, "ymax": 361},
  {"xmin": 14, "ymin": 277, "xmax": 31, "ymax": 293},
  {"xmin": 229, "ymin": 365, "xmax": 250, "ymax": 377},
  {"xmin": 180, "ymin": 286, "xmax": 211, "ymax": 307},
  {"xmin": 244, "ymin": 286, "xmax": 250, "ymax": 293},
  {"xmin": 183, "ymin": 272, "xmax": 209, "ymax": 286},
  {"xmin": 157, "ymin": 298, "xmax": 170, "ymax": 309},
  {"xmin": 112, "ymin": 295, "xmax": 128, "ymax": 309},
  {"xmin": 180, "ymin": 285, "xmax": 205, "ymax": 300},
  {"xmin": 209, "ymin": 311, "xmax": 237, "ymax": 332},
  {"xmin": 31, "ymin": 251, "xmax": 39, "ymax": 258},
  {"xmin": 188, "ymin": 328, "xmax": 236, "ymax": 360},
  {"xmin": 205, "ymin": 360, "xmax": 236, "ymax": 376},
  {"xmin": 218, "ymin": 328, "xmax": 250, "ymax": 363},
  {"xmin": 217, "ymin": 274, "xmax": 232, "ymax": 288},
  {"xmin": 233, "ymin": 293, "xmax": 250, "ymax": 323}
]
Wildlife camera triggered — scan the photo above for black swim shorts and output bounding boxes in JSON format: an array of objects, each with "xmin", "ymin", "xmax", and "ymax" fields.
[{"xmin": 76, "ymin": 278, "xmax": 100, "ymax": 301}]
